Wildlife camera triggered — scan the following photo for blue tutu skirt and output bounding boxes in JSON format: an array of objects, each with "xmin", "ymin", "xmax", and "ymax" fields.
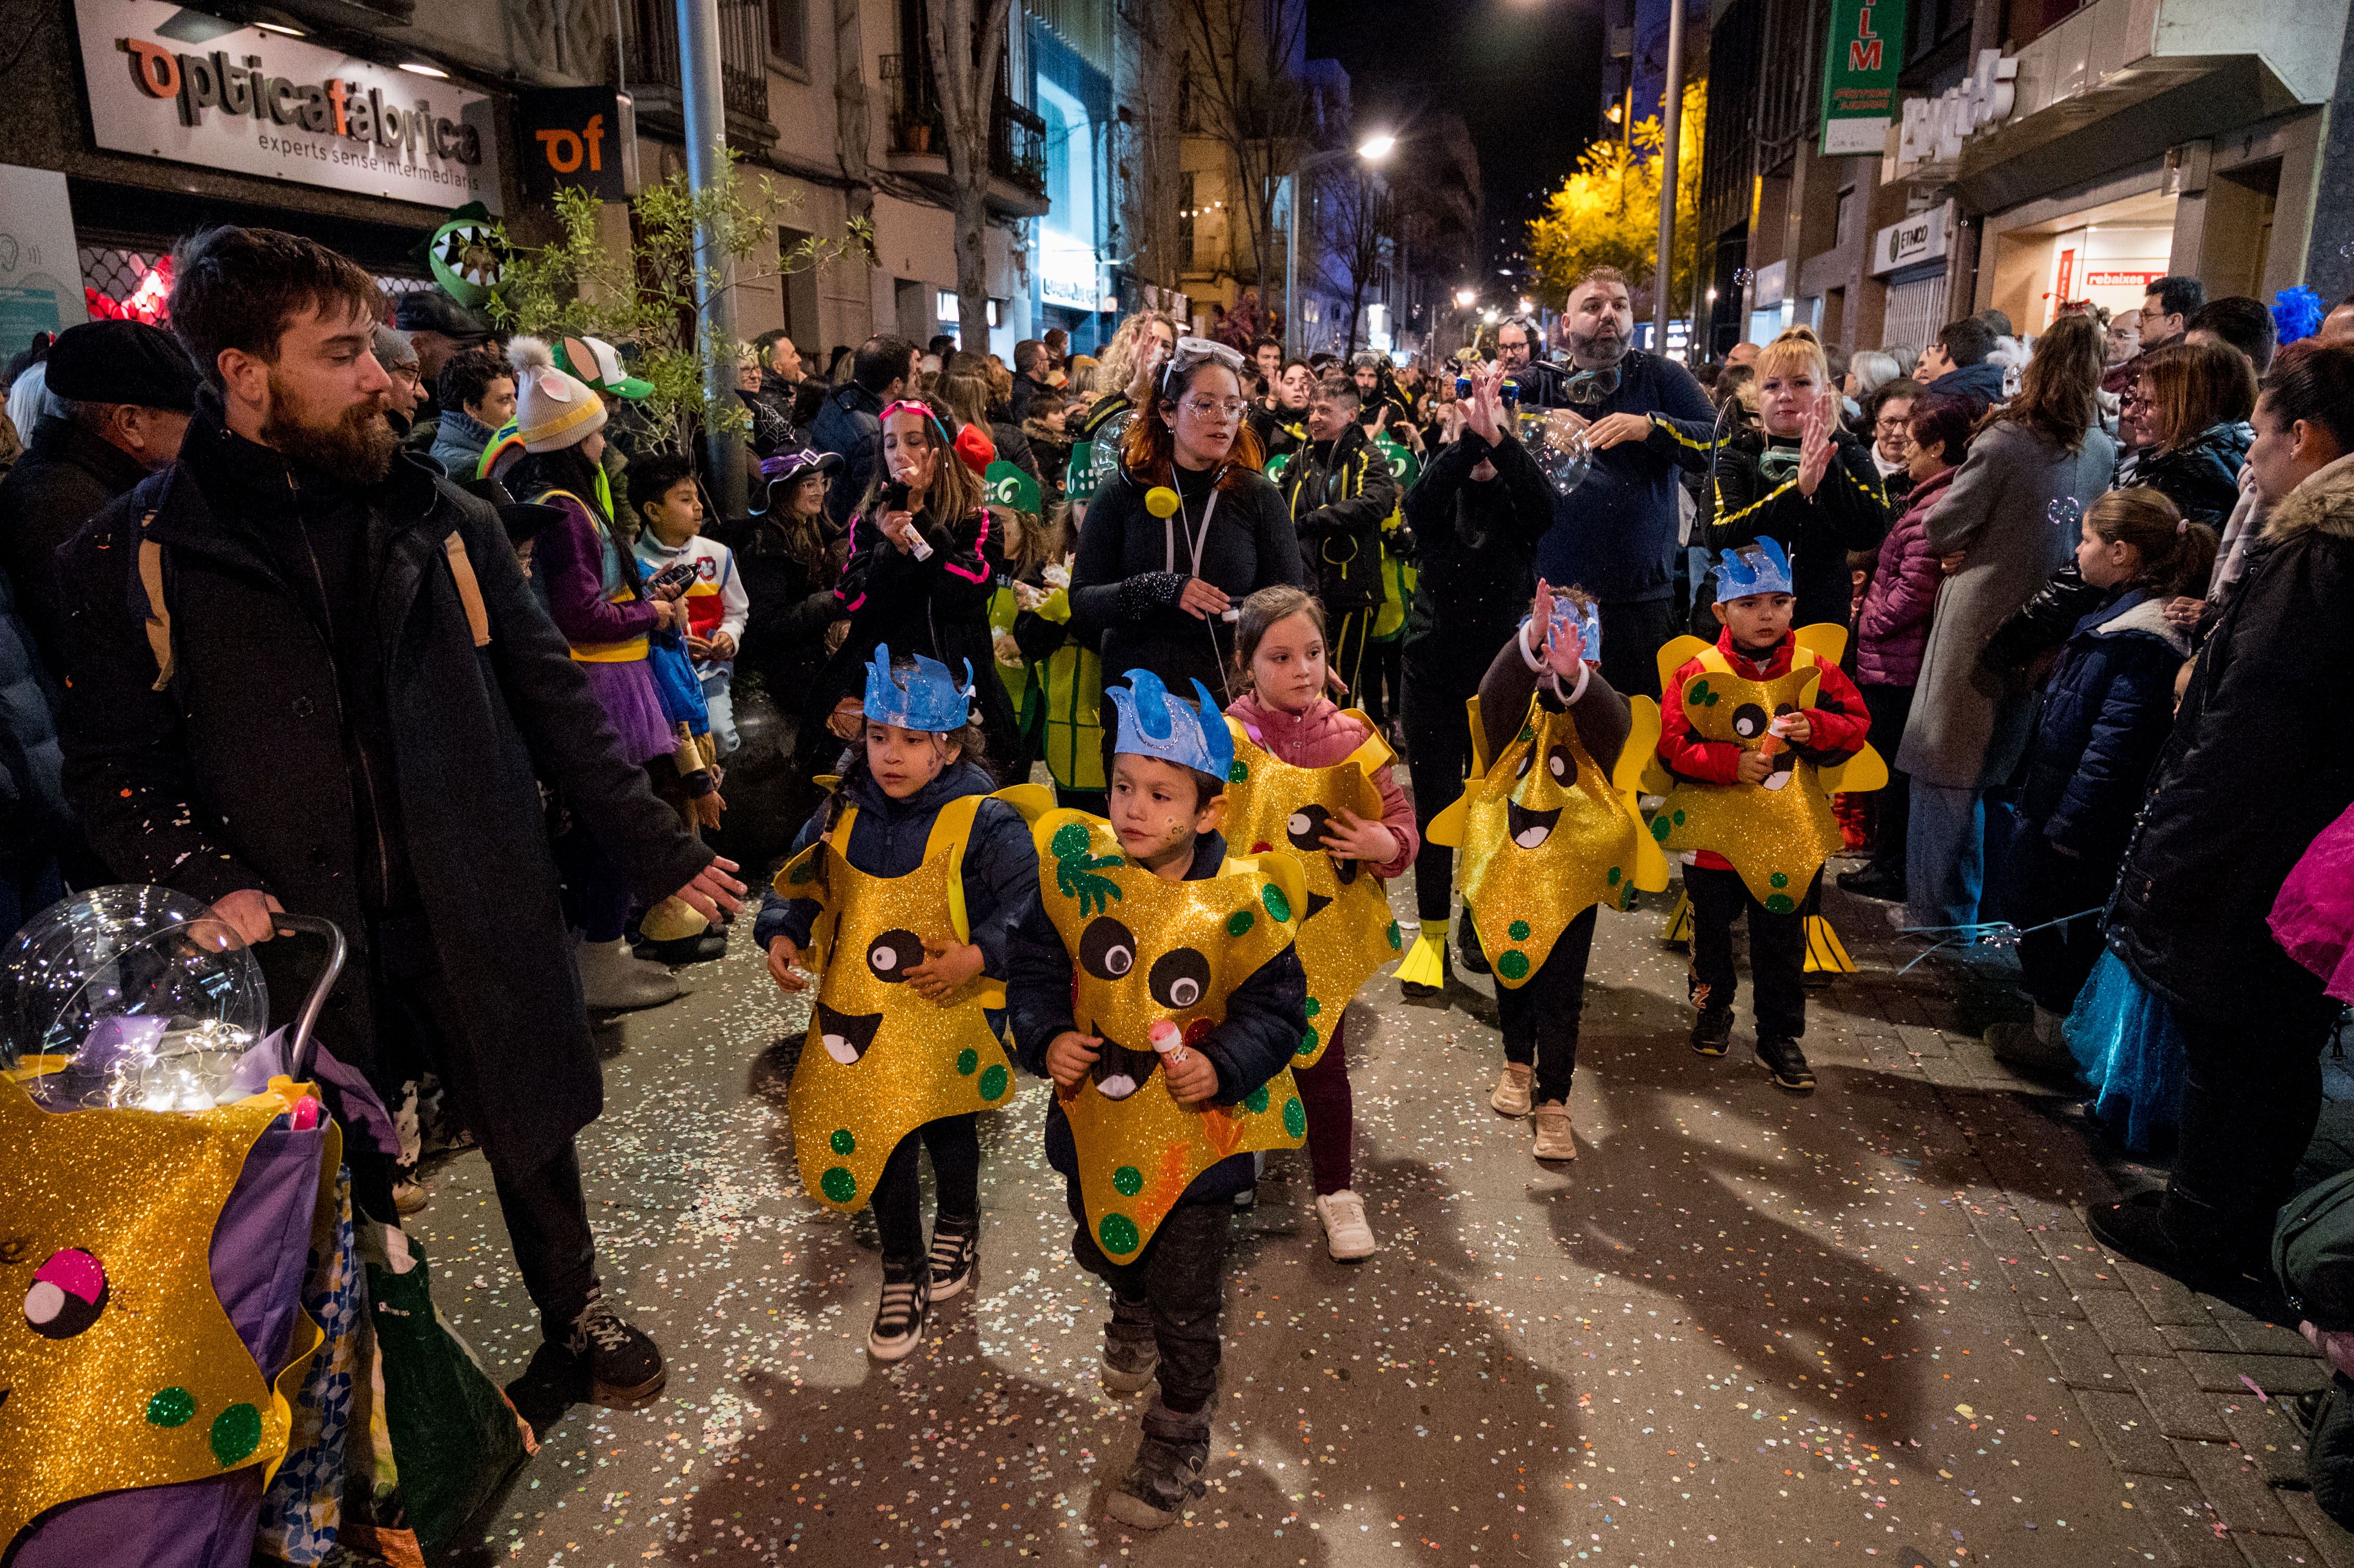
[{"xmin": 2067, "ymin": 949, "xmax": 2185, "ymax": 1153}]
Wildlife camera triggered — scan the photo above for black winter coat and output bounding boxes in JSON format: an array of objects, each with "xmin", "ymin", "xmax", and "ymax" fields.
[
  {"xmin": 808, "ymin": 382, "xmax": 886, "ymax": 525},
  {"xmin": 1271, "ymin": 424, "xmax": 1398, "ymax": 612},
  {"xmin": 727, "ymin": 511, "xmax": 845, "ymax": 699},
  {"xmin": 1981, "ymin": 560, "xmax": 2108, "ymax": 686},
  {"xmin": 2106, "ymin": 454, "xmax": 2354, "ymax": 1021},
  {"xmin": 2120, "ymin": 420, "xmax": 2252, "ymax": 528},
  {"xmin": 2016, "ymin": 588, "xmax": 2190, "ymax": 864},
  {"xmin": 56, "ymin": 408, "xmax": 711, "ymax": 1166},
  {"xmin": 1709, "ymin": 428, "xmax": 1892, "ymax": 629},
  {"xmin": 0, "ymin": 414, "xmax": 151, "ymax": 681},
  {"xmin": 1401, "ymin": 429, "xmax": 1550, "ymax": 693}
]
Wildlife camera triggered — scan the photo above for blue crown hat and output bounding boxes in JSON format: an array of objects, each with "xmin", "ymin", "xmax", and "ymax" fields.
[
  {"xmin": 1107, "ymin": 669, "xmax": 1235, "ymax": 780},
  {"xmin": 1713, "ymin": 537, "xmax": 1795, "ymax": 600},
  {"xmin": 862, "ymin": 643, "xmax": 975, "ymax": 733}
]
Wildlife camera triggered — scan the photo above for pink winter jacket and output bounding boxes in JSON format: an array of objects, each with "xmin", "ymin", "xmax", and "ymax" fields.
[
  {"xmin": 1223, "ymin": 692, "xmax": 1419, "ymax": 878},
  {"xmin": 1855, "ymin": 465, "xmax": 1953, "ymax": 688}
]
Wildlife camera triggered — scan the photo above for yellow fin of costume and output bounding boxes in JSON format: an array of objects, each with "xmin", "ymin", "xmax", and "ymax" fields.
[
  {"xmin": 1466, "ymin": 695, "xmax": 1489, "ymax": 776},
  {"xmin": 1661, "ymin": 888, "xmax": 1693, "ymax": 945},
  {"xmin": 1616, "ymin": 695, "xmax": 1673, "ymax": 800},
  {"xmin": 1803, "ymin": 913, "xmax": 1856, "ymax": 974},
  {"xmin": 1394, "ymin": 930, "xmax": 1448, "ymax": 987},
  {"xmin": 1653, "ymin": 633, "xmax": 1715, "ymax": 695},
  {"xmin": 1794, "ymin": 622, "xmax": 1849, "ymax": 667},
  {"xmin": 1427, "ymin": 792, "xmax": 1469, "ymax": 848},
  {"xmin": 1817, "ymin": 746, "xmax": 1889, "ymax": 794}
]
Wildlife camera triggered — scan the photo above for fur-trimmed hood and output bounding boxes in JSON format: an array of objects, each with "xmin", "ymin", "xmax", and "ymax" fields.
[{"xmin": 2264, "ymin": 450, "xmax": 2354, "ymax": 543}]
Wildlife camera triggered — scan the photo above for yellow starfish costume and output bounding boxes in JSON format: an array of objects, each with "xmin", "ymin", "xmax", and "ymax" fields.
[
  {"xmin": 1031, "ymin": 809, "xmax": 1309, "ymax": 1260},
  {"xmin": 775, "ymin": 785, "xmax": 1050, "ymax": 1212},
  {"xmin": 1218, "ymin": 712, "xmax": 1403, "ymax": 1066}
]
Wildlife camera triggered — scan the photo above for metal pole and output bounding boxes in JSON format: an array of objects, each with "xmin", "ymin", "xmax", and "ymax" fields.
[
  {"xmin": 679, "ymin": 0, "xmax": 744, "ymax": 516},
  {"xmin": 1284, "ymin": 164, "xmax": 1300, "ymax": 358},
  {"xmin": 1652, "ymin": 0, "xmax": 1686, "ymax": 357}
]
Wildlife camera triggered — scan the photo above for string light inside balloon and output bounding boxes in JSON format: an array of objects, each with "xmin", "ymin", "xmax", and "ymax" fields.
[{"xmin": 2047, "ymin": 496, "xmax": 2084, "ymax": 530}]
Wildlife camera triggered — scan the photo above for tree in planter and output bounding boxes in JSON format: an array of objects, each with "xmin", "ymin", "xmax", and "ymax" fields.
[
  {"xmin": 919, "ymin": 0, "xmax": 1015, "ymax": 354},
  {"xmin": 1526, "ymin": 80, "xmax": 1707, "ymax": 320},
  {"xmin": 488, "ymin": 160, "xmax": 872, "ymax": 455}
]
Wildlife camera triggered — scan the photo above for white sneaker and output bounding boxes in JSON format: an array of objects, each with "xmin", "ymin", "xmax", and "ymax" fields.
[
  {"xmin": 1490, "ymin": 1062, "xmax": 1534, "ymax": 1118},
  {"xmin": 1315, "ymin": 1190, "xmax": 1377, "ymax": 1261},
  {"xmin": 1532, "ymin": 1100, "xmax": 1576, "ymax": 1161},
  {"xmin": 576, "ymin": 935, "xmax": 683, "ymax": 1011}
]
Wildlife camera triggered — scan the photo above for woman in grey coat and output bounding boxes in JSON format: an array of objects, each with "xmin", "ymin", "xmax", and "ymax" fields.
[{"xmin": 1897, "ymin": 311, "xmax": 2117, "ymax": 928}]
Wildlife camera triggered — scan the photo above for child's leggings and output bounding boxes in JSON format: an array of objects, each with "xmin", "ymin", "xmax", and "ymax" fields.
[
  {"xmin": 1685, "ymin": 865, "xmax": 1808, "ymax": 1039},
  {"xmin": 1488, "ymin": 905, "xmax": 1598, "ymax": 1103},
  {"xmin": 870, "ymin": 1113, "xmax": 980, "ymax": 1264},
  {"xmin": 1293, "ymin": 1017, "xmax": 1354, "ymax": 1194}
]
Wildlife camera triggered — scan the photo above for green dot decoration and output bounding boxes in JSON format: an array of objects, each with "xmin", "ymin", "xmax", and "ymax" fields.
[
  {"xmin": 828, "ymin": 1127, "xmax": 856, "ymax": 1155},
  {"xmin": 1507, "ymin": 919, "xmax": 1532, "ymax": 942},
  {"xmin": 1386, "ymin": 920, "xmax": 1402, "ymax": 950},
  {"xmin": 1099, "ymin": 1212, "xmax": 1141, "ymax": 1255},
  {"xmin": 1112, "ymin": 1165, "xmax": 1145, "ymax": 1196},
  {"xmin": 1303, "ymin": 996, "xmax": 1322, "ymax": 1017},
  {"xmin": 1297, "ymin": 1027, "xmax": 1319, "ymax": 1057},
  {"xmin": 1226, "ymin": 909, "xmax": 1256, "ymax": 937},
  {"xmin": 788, "ymin": 860, "xmax": 814, "ymax": 884},
  {"xmin": 1606, "ymin": 866, "xmax": 1623, "ymax": 885},
  {"xmin": 1497, "ymin": 950, "xmax": 1532, "ymax": 981},
  {"xmin": 210, "ymin": 1402, "xmax": 261, "ymax": 1467},
  {"xmin": 820, "ymin": 1167, "xmax": 857, "ymax": 1204},
  {"xmin": 956, "ymin": 1048, "xmax": 979, "ymax": 1076},
  {"xmin": 978, "ymin": 1064, "xmax": 1009, "ymax": 1101},
  {"xmin": 1518, "ymin": 725, "xmax": 1536, "ymax": 743},
  {"xmin": 1262, "ymin": 884, "xmax": 1292, "ymax": 922},
  {"xmin": 1705, "ymin": 689, "xmax": 1721, "ymax": 707},
  {"xmin": 1689, "ymin": 679, "xmax": 1710, "ymax": 704},
  {"xmin": 1769, "ymin": 871, "xmax": 1789, "ymax": 890},
  {"xmin": 1228, "ymin": 759, "xmax": 1250, "ymax": 782},
  {"xmin": 1245, "ymin": 1085, "xmax": 1272, "ymax": 1114},
  {"xmin": 146, "ymin": 1386, "xmax": 195, "ymax": 1428},
  {"xmin": 1672, "ymin": 808, "xmax": 1687, "ymax": 825},
  {"xmin": 1281, "ymin": 1096, "xmax": 1307, "ymax": 1138},
  {"xmin": 1764, "ymin": 894, "xmax": 1796, "ymax": 914},
  {"xmin": 1651, "ymin": 817, "xmax": 1672, "ymax": 842},
  {"xmin": 1051, "ymin": 821, "xmax": 1090, "ymax": 858}
]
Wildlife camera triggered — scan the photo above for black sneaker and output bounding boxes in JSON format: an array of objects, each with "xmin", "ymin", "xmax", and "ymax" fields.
[
  {"xmin": 1690, "ymin": 1007, "xmax": 1733, "ymax": 1057},
  {"xmin": 634, "ymin": 929, "xmax": 729, "ymax": 965},
  {"xmin": 1835, "ymin": 865, "xmax": 1907, "ymax": 901},
  {"xmin": 928, "ymin": 1212, "xmax": 979, "ymax": 1301},
  {"xmin": 1104, "ymin": 1434, "xmax": 1209, "ymax": 1529},
  {"xmin": 1101, "ymin": 1298, "xmax": 1159, "ymax": 1394},
  {"xmin": 566, "ymin": 1291, "xmax": 667, "ymax": 1407},
  {"xmin": 868, "ymin": 1259, "xmax": 930, "ymax": 1361},
  {"xmin": 1756, "ymin": 1036, "xmax": 1816, "ymax": 1093},
  {"xmin": 1458, "ymin": 926, "xmax": 1491, "ymax": 976}
]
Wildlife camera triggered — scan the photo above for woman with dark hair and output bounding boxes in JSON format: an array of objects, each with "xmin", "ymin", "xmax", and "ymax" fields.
[
  {"xmin": 1068, "ymin": 336, "xmax": 1308, "ymax": 719},
  {"xmin": 1895, "ymin": 311, "xmax": 2116, "ymax": 929},
  {"xmin": 2117, "ymin": 340, "xmax": 2258, "ymax": 526}
]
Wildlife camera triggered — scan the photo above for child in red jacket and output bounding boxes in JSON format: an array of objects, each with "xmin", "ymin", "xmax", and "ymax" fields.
[{"xmin": 1657, "ymin": 539, "xmax": 1871, "ymax": 1091}]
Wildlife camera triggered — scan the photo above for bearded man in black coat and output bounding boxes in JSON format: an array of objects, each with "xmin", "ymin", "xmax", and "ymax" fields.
[{"xmin": 54, "ymin": 227, "xmax": 746, "ymax": 1414}]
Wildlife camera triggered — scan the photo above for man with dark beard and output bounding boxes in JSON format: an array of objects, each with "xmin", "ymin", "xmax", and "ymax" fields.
[
  {"xmin": 1511, "ymin": 267, "xmax": 1718, "ymax": 698},
  {"xmin": 54, "ymin": 227, "xmax": 746, "ymax": 1423}
]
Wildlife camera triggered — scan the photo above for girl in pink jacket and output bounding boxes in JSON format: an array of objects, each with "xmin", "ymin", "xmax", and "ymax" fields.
[{"xmin": 1223, "ymin": 586, "xmax": 1419, "ymax": 1261}]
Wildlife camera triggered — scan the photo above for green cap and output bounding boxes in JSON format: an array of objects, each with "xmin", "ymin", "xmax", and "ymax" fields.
[{"xmin": 984, "ymin": 459, "xmax": 1041, "ymax": 516}]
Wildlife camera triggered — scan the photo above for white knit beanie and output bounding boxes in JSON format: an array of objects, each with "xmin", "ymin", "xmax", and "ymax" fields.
[{"xmin": 509, "ymin": 335, "xmax": 608, "ymax": 453}]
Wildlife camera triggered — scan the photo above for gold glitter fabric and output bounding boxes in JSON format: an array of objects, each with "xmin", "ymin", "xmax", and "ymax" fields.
[
  {"xmin": 0, "ymin": 1076, "xmax": 305, "ymax": 1547},
  {"xmin": 1218, "ymin": 714, "xmax": 1403, "ymax": 1067},
  {"xmin": 1633, "ymin": 633, "xmax": 1885, "ymax": 912},
  {"xmin": 774, "ymin": 793, "xmax": 1025, "ymax": 1213},
  {"xmin": 1031, "ymin": 809, "xmax": 1308, "ymax": 1260},
  {"xmin": 1443, "ymin": 689, "xmax": 1664, "ymax": 987}
]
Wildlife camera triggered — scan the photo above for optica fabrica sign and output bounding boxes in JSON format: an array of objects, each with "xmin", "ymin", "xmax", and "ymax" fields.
[{"xmin": 75, "ymin": 0, "xmax": 503, "ymax": 212}]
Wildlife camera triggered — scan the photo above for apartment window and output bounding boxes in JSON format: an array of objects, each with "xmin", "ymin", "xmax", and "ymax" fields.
[
  {"xmin": 1178, "ymin": 172, "xmax": 1197, "ymax": 268},
  {"xmin": 767, "ymin": 0, "xmax": 807, "ymax": 68},
  {"xmin": 1834, "ymin": 185, "xmax": 1856, "ymax": 250}
]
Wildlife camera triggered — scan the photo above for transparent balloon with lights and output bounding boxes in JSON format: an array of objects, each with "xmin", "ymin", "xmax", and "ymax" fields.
[
  {"xmin": 0, "ymin": 885, "xmax": 269, "ymax": 1111},
  {"xmin": 1520, "ymin": 408, "xmax": 1593, "ymax": 496}
]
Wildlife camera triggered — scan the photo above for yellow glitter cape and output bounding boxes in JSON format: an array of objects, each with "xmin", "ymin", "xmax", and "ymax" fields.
[
  {"xmin": 1619, "ymin": 628, "xmax": 1888, "ymax": 911},
  {"xmin": 1219, "ymin": 712, "xmax": 1403, "ymax": 1066},
  {"xmin": 0, "ymin": 1075, "xmax": 333, "ymax": 1549},
  {"xmin": 1426, "ymin": 685, "xmax": 1668, "ymax": 986},
  {"xmin": 774, "ymin": 784, "xmax": 1051, "ymax": 1212},
  {"xmin": 1032, "ymin": 808, "xmax": 1309, "ymax": 1260}
]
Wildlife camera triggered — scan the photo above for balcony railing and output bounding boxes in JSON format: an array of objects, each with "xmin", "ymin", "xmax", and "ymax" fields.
[
  {"xmin": 623, "ymin": 0, "xmax": 770, "ymax": 128},
  {"xmin": 878, "ymin": 53, "xmax": 1047, "ymax": 195}
]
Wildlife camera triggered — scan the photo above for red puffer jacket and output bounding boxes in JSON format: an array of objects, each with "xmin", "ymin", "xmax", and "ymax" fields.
[
  {"xmin": 1224, "ymin": 691, "xmax": 1419, "ymax": 878},
  {"xmin": 1854, "ymin": 465, "xmax": 1953, "ymax": 688}
]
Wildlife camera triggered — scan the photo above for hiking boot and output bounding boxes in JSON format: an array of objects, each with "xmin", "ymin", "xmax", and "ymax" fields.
[
  {"xmin": 1690, "ymin": 1006, "xmax": 1733, "ymax": 1057},
  {"xmin": 1532, "ymin": 1100, "xmax": 1576, "ymax": 1161},
  {"xmin": 1756, "ymin": 1036, "xmax": 1816, "ymax": 1093},
  {"xmin": 566, "ymin": 1291, "xmax": 666, "ymax": 1407},
  {"xmin": 1490, "ymin": 1062, "xmax": 1534, "ymax": 1118},
  {"xmin": 928, "ymin": 1211, "xmax": 979, "ymax": 1301},
  {"xmin": 1315, "ymin": 1190, "xmax": 1378, "ymax": 1261},
  {"xmin": 1106, "ymin": 1405, "xmax": 1210, "ymax": 1530},
  {"xmin": 1835, "ymin": 865, "xmax": 1906, "ymax": 901},
  {"xmin": 633, "ymin": 929, "xmax": 729, "ymax": 965},
  {"xmin": 1100, "ymin": 1297, "xmax": 1159, "ymax": 1394},
  {"xmin": 574, "ymin": 935, "xmax": 682, "ymax": 1011},
  {"xmin": 1987, "ymin": 1008, "xmax": 2074, "ymax": 1075},
  {"xmin": 1458, "ymin": 926, "xmax": 1491, "ymax": 976},
  {"xmin": 868, "ymin": 1259, "xmax": 930, "ymax": 1361}
]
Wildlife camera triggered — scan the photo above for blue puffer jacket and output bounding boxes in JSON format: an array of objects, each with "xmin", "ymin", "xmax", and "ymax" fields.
[{"xmin": 2017, "ymin": 587, "xmax": 2191, "ymax": 863}]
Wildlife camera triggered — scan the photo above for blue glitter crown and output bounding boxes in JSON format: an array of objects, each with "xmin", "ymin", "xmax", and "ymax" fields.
[
  {"xmin": 862, "ymin": 643, "xmax": 974, "ymax": 733},
  {"xmin": 1107, "ymin": 669, "xmax": 1233, "ymax": 779},
  {"xmin": 1714, "ymin": 537, "xmax": 1794, "ymax": 600}
]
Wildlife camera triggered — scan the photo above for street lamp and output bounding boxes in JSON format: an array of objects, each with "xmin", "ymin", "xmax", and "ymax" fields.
[
  {"xmin": 1454, "ymin": 287, "xmax": 1476, "ymax": 308},
  {"xmin": 1285, "ymin": 132, "xmax": 1395, "ymax": 357}
]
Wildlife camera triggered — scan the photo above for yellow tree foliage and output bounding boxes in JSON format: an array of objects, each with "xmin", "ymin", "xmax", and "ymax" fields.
[{"xmin": 1528, "ymin": 80, "xmax": 1707, "ymax": 315}]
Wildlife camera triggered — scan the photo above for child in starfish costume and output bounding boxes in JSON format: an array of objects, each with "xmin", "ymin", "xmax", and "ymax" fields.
[
  {"xmin": 757, "ymin": 646, "xmax": 1044, "ymax": 1362},
  {"xmin": 1006, "ymin": 668, "xmax": 1310, "ymax": 1532}
]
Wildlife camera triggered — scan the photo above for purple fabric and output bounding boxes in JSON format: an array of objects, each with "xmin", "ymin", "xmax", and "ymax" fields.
[
  {"xmin": 10, "ymin": 1120, "xmax": 329, "ymax": 1567},
  {"xmin": 1855, "ymin": 467, "xmax": 1951, "ymax": 688},
  {"xmin": 2273, "ymin": 798, "xmax": 2354, "ymax": 1003},
  {"xmin": 536, "ymin": 492, "xmax": 659, "ymax": 648},
  {"xmin": 574, "ymin": 659, "xmax": 675, "ymax": 765},
  {"xmin": 228, "ymin": 1028, "xmax": 401, "ymax": 1160}
]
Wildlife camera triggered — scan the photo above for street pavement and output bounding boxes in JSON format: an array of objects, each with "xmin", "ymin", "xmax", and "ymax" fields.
[{"xmin": 411, "ymin": 868, "xmax": 2354, "ymax": 1568}]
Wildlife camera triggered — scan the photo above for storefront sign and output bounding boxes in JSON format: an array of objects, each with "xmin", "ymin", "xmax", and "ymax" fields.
[
  {"xmin": 1893, "ymin": 48, "xmax": 2016, "ymax": 174},
  {"xmin": 0, "ymin": 166, "xmax": 87, "ymax": 340},
  {"xmin": 1750, "ymin": 258, "xmax": 1787, "ymax": 307},
  {"xmin": 1037, "ymin": 229, "xmax": 1101, "ymax": 311},
  {"xmin": 76, "ymin": 0, "xmax": 502, "ymax": 212},
  {"xmin": 2085, "ymin": 268, "xmax": 2164, "ymax": 288},
  {"xmin": 1820, "ymin": 0, "xmax": 1906, "ymax": 155},
  {"xmin": 518, "ymin": 87, "xmax": 635, "ymax": 203},
  {"xmin": 1869, "ymin": 202, "xmax": 1951, "ymax": 276}
]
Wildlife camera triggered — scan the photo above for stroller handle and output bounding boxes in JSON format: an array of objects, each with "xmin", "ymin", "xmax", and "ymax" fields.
[{"xmin": 265, "ymin": 913, "xmax": 348, "ymax": 1083}]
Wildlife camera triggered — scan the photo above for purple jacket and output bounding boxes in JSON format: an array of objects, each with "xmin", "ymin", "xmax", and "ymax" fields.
[
  {"xmin": 536, "ymin": 490, "xmax": 660, "ymax": 649},
  {"xmin": 1855, "ymin": 466, "xmax": 1951, "ymax": 688}
]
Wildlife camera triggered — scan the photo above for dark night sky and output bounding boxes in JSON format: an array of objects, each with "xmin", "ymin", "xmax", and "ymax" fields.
[{"xmin": 1304, "ymin": 0, "xmax": 1605, "ymax": 299}]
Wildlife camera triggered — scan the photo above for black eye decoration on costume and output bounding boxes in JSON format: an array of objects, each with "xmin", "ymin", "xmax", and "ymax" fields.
[
  {"xmin": 24, "ymin": 1249, "xmax": 108, "ymax": 1340},
  {"xmin": 1080, "ymin": 917, "xmax": 1137, "ymax": 980},
  {"xmin": 1148, "ymin": 948, "xmax": 1212, "ymax": 1009},
  {"xmin": 1731, "ymin": 702, "xmax": 1770, "ymax": 740},
  {"xmin": 867, "ymin": 929, "xmax": 922, "ymax": 983},
  {"xmin": 1286, "ymin": 804, "xmax": 1332, "ymax": 852},
  {"xmin": 1546, "ymin": 743, "xmax": 1574, "ymax": 781}
]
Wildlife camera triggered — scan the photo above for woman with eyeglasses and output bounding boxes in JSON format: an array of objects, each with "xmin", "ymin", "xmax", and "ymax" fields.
[
  {"xmin": 1069, "ymin": 337, "xmax": 1309, "ymax": 722},
  {"xmin": 2114, "ymin": 341, "xmax": 2258, "ymax": 528}
]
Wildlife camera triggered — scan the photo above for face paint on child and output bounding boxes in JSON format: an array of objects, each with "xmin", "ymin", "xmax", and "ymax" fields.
[
  {"xmin": 1108, "ymin": 754, "xmax": 1222, "ymax": 877},
  {"xmin": 865, "ymin": 721, "xmax": 961, "ymax": 799}
]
